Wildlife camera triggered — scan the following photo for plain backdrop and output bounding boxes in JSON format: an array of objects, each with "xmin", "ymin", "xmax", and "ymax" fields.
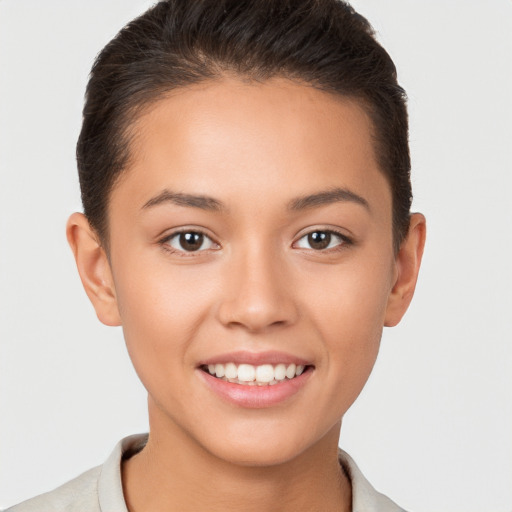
[{"xmin": 1, "ymin": 1, "xmax": 511, "ymax": 511}]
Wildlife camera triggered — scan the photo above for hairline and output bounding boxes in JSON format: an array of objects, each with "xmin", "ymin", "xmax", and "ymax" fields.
[{"xmin": 93, "ymin": 74, "xmax": 402, "ymax": 254}]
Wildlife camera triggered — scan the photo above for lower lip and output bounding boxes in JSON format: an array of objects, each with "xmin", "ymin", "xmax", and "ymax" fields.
[{"xmin": 197, "ymin": 368, "xmax": 313, "ymax": 409}]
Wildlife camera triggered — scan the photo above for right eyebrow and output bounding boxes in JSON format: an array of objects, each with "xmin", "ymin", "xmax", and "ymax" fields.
[
  {"xmin": 141, "ymin": 189, "xmax": 225, "ymax": 212},
  {"xmin": 287, "ymin": 187, "xmax": 370, "ymax": 212}
]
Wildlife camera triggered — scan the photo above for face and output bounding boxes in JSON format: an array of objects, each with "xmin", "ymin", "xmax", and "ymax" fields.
[{"xmin": 95, "ymin": 78, "xmax": 403, "ymax": 465}]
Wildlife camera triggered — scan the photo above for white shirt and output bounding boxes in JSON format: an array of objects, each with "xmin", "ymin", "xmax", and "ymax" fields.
[{"xmin": 6, "ymin": 434, "xmax": 406, "ymax": 511}]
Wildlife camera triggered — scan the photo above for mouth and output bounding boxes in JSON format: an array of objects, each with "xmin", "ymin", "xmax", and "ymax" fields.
[
  {"xmin": 197, "ymin": 351, "xmax": 314, "ymax": 407},
  {"xmin": 200, "ymin": 362, "xmax": 313, "ymax": 387}
]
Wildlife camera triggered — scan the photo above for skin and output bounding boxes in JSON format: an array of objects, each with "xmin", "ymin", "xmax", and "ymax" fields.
[{"xmin": 67, "ymin": 77, "xmax": 426, "ymax": 512}]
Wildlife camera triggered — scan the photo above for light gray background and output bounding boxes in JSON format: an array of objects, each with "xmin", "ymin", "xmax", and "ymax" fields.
[{"xmin": 1, "ymin": 1, "xmax": 511, "ymax": 510}]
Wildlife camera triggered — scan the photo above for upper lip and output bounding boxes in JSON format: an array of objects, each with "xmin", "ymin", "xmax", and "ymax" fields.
[{"xmin": 197, "ymin": 351, "xmax": 312, "ymax": 367}]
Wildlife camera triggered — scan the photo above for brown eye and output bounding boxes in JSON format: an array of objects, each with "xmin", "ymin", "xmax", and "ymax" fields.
[
  {"xmin": 307, "ymin": 231, "xmax": 331, "ymax": 250},
  {"xmin": 166, "ymin": 231, "xmax": 217, "ymax": 253},
  {"xmin": 295, "ymin": 230, "xmax": 347, "ymax": 251},
  {"xmin": 179, "ymin": 232, "xmax": 204, "ymax": 251}
]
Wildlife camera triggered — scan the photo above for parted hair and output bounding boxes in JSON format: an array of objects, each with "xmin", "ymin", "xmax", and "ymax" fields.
[{"xmin": 77, "ymin": 0, "xmax": 412, "ymax": 251}]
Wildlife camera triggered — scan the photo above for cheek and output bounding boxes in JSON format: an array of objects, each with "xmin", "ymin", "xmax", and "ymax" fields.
[
  {"xmin": 306, "ymin": 249, "xmax": 393, "ymax": 335},
  {"xmin": 115, "ymin": 250, "xmax": 217, "ymax": 323},
  {"xmin": 304, "ymin": 252, "xmax": 394, "ymax": 400},
  {"xmin": 111, "ymin": 256, "xmax": 218, "ymax": 389}
]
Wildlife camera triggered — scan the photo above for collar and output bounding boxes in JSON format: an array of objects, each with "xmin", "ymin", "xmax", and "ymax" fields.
[{"xmin": 97, "ymin": 434, "xmax": 405, "ymax": 512}]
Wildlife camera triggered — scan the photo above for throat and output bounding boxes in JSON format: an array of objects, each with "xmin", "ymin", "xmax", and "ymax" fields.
[{"xmin": 121, "ymin": 430, "xmax": 351, "ymax": 512}]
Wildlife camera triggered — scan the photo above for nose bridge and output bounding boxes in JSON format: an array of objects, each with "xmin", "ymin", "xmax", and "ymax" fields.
[{"xmin": 217, "ymin": 238, "xmax": 297, "ymax": 331}]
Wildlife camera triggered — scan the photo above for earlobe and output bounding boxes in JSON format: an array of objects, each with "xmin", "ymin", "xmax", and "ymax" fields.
[
  {"xmin": 384, "ymin": 213, "xmax": 426, "ymax": 327},
  {"xmin": 66, "ymin": 213, "xmax": 121, "ymax": 327}
]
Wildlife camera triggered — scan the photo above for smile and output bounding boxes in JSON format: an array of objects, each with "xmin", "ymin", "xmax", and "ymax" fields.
[
  {"xmin": 202, "ymin": 363, "xmax": 307, "ymax": 386},
  {"xmin": 197, "ymin": 352, "xmax": 314, "ymax": 408}
]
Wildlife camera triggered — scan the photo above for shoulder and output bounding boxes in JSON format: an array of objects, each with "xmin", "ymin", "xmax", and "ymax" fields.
[
  {"xmin": 338, "ymin": 449, "xmax": 408, "ymax": 512},
  {"xmin": 5, "ymin": 465, "xmax": 102, "ymax": 512},
  {"xmin": 5, "ymin": 434, "xmax": 147, "ymax": 512}
]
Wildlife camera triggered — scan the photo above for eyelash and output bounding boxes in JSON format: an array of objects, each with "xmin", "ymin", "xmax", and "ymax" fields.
[
  {"xmin": 293, "ymin": 229, "xmax": 352, "ymax": 252},
  {"xmin": 159, "ymin": 229, "xmax": 219, "ymax": 257},
  {"xmin": 158, "ymin": 228, "xmax": 352, "ymax": 256}
]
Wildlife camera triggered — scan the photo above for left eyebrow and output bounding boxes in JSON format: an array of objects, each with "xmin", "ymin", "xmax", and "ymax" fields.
[
  {"xmin": 287, "ymin": 187, "xmax": 370, "ymax": 212},
  {"xmin": 141, "ymin": 189, "xmax": 225, "ymax": 212}
]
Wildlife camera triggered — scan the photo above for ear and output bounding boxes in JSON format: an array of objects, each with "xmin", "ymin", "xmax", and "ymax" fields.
[
  {"xmin": 66, "ymin": 212, "xmax": 121, "ymax": 326},
  {"xmin": 384, "ymin": 213, "xmax": 426, "ymax": 327}
]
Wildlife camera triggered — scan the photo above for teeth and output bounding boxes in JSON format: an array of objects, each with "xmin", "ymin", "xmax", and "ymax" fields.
[
  {"xmin": 255, "ymin": 364, "xmax": 274, "ymax": 383},
  {"xmin": 274, "ymin": 363, "xmax": 286, "ymax": 381},
  {"xmin": 204, "ymin": 362, "xmax": 308, "ymax": 385},
  {"xmin": 214, "ymin": 364, "xmax": 225, "ymax": 378},
  {"xmin": 237, "ymin": 364, "xmax": 255, "ymax": 382},
  {"xmin": 224, "ymin": 362, "xmax": 237, "ymax": 379},
  {"xmin": 285, "ymin": 363, "xmax": 296, "ymax": 379}
]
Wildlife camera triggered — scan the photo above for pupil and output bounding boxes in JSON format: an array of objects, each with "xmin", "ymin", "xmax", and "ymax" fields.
[
  {"xmin": 180, "ymin": 232, "xmax": 203, "ymax": 251},
  {"xmin": 308, "ymin": 231, "xmax": 330, "ymax": 250}
]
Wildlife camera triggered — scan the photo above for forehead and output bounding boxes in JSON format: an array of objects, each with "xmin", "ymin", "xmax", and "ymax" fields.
[{"xmin": 112, "ymin": 77, "xmax": 391, "ymax": 220}]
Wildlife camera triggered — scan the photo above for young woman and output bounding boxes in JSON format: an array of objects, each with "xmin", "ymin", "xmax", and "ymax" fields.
[{"xmin": 7, "ymin": 1, "xmax": 426, "ymax": 510}]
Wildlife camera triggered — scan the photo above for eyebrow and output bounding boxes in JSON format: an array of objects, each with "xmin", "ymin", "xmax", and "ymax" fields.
[
  {"xmin": 141, "ymin": 186, "xmax": 369, "ymax": 213},
  {"xmin": 287, "ymin": 187, "xmax": 370, "ymax": 211},
  {"xmin": 142, "ymin": 190, "xmax": 225, "ymax": 212}
]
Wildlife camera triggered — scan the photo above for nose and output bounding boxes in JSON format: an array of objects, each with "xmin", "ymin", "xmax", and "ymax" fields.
[{"xmin": 216, "ymin": 244, "xmax": 298, "ymax": 333}]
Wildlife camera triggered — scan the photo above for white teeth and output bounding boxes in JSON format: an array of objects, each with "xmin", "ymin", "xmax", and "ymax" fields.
[
  {"xmin": 214, "ymin": 364, "xmax": 225, "ymax": 378},
  {"xmin": 224, "ymin": 362, "xmax": 237, "ymax": 379},
  {"xmin": 205, "ymin": 362, "xmax": 308, "ymax": 385},
  {"xmin": 255, "ymin": 364, "xmax": 274, "ymax": 383},
  {"xmin": 274, "ymin": 364, "xmax": 286, "ymax": 381},
  {"xmin": 285, "ymin": 363, "xmax": 296, "ymax": 379},
  {"xmin": 237, "ymin": 364, "xmax": 256, "ymax": 382}
]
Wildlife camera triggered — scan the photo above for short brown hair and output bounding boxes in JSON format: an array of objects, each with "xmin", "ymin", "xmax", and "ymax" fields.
[{"xmin": 77, "ymin": 0, "xmax": 412, "ymax": 252}]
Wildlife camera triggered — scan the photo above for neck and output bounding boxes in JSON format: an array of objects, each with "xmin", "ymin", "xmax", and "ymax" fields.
[{"xmin": 122, "ymin": 407, "xmax": 351, "ymax": 512}]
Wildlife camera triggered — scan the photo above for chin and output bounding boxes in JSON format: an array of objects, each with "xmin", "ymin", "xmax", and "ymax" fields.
[
  {"xmin": 211, "ymin": 441, "xmax": 306, "ymax": 468},
  {"xmin": 197, "ymin": 419, "xmax": 334, "ymax": 468}
]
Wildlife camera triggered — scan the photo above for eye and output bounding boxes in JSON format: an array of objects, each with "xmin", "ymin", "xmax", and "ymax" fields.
[
  {"xmin": 164, "ymin": 230, "xmax": 218, "ymax": 253},
  {"xmin": 295, "ymin": 230, "xmax": 348, "ymax": 251}
]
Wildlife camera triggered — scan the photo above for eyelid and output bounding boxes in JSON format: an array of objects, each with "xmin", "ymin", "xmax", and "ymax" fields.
[
  {"xmin": 158, "ymin": 227, "xmax": 220, "ymax": 255},
  {"xmin": 292, "ymin": 227, "xmax": 353, "ymax": 251}
]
